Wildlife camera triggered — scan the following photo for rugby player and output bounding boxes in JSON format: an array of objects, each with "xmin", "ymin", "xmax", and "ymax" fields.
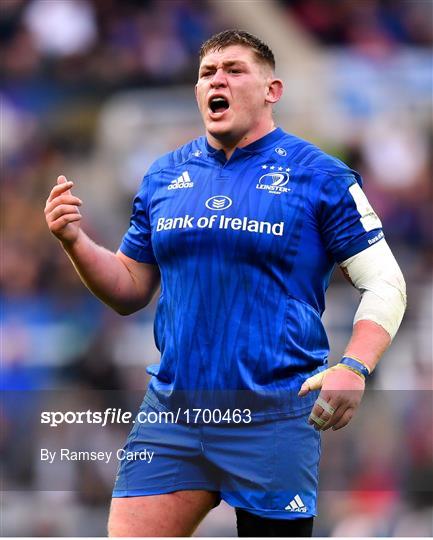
[{"xmin": 44, "ymin": 30, "xmax": 406, "ymax": 537}]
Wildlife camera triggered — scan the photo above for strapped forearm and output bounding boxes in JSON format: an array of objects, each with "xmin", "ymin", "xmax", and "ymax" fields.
[{"xmin": 340, "ymin": 239, "xmax": 407, "ymax": 340}]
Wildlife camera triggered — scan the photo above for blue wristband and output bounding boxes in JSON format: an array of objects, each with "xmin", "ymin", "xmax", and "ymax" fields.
[{"xmin": 340, "ymin": 357, "xmax": 370, "ymax": 378}]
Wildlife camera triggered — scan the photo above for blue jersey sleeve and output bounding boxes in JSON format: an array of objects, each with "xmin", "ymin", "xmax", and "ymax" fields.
[
  {"xmin": 316, "ymin": 173, "xmax": 383, "ymax": 263},
  {"xmin": 119, "ymin": 175, "xmax": 157, "ymax": 264}
]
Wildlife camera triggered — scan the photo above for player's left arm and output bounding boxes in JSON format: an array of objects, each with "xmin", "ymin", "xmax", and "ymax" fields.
[{"xmin": 299, "ymin": 239, "xmax": 406, "ymax": 430}]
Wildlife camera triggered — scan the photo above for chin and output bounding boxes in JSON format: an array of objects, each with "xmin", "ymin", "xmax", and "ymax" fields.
[
  {"xmin": 208, "ymin": 126, "xmax": 230, "ymax": 137},
  {"xmin": 206, "ymin": 121, "xmax": 235, "ymax": 140}
]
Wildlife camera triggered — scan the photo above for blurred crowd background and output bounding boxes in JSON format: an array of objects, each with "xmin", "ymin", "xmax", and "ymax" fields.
[{"xmin": 1, "ymin": 0, "xmax": 432, "ymax": 536}]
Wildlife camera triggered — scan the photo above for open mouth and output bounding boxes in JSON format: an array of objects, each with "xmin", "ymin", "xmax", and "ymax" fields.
[{"xmin": 209, "ymin": 97, "xmax": 230, "ymax": 114}]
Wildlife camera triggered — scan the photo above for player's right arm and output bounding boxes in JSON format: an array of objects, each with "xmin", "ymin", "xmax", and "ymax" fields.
[{"xmin": 44, "ymin": 175, "xmax": 160, "ymax": 315}]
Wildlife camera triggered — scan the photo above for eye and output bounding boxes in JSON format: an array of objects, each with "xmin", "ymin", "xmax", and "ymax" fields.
[
  {"xmin": 200, "ymin": 71, "xmax": 213, "ymax": 78},
  {"xmin": 229, "ymin": 69, "xmax": 241, "ymax": 74}
]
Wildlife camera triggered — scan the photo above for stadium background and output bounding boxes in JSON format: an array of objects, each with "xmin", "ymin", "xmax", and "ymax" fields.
[{"xmin": 1, "ymin": 0, "xmax": 432, "ymax": 536}]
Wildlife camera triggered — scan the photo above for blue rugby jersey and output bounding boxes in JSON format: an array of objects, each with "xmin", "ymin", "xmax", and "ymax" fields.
[{"xmin": 120, "ymin": 128, "xmax": 384, "ymax": 417}]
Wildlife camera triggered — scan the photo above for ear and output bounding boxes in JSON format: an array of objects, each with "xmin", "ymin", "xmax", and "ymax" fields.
[
  {"xmin": 265, "ymin": 78, "xmax": 283, "ymax": 104},
  {"xmin": 194, "ymin": 83, "xmax": 198, "ymax": 102}
]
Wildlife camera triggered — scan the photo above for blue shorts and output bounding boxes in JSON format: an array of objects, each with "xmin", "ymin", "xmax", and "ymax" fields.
[{"xmin": 112, "ymin": 400, "xmax": 321, "ymax": 519}]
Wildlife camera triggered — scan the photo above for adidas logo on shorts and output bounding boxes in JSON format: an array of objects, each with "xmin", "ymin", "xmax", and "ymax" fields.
[
  {"xmin": 168, "ymin": 171, "xmax": 194, "ymax": 190},
  {"xmin": 285, "ymin": 494, "xmax": 307, "ymax": 512}
]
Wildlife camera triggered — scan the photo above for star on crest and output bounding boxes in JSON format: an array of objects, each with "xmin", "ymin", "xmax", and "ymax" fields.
[{"xmin": 261, "ymin": 164, "xmax": 268, "ymax": 169}]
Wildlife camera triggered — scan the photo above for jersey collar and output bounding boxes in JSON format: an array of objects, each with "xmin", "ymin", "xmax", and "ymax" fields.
[{"xmin": 204, "ymin": 127, "xmax": 285, "ymax": 160}]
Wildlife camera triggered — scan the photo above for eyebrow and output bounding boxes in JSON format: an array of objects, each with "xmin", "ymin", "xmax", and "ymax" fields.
[{"xmin": 199, "ymin": 60, "xmax": 249, "ymax": 72}]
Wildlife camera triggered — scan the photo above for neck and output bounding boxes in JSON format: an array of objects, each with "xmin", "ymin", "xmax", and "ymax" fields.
[{"xmin": 207, "ymin": 120, "xmax": 276, "ymax": 160}]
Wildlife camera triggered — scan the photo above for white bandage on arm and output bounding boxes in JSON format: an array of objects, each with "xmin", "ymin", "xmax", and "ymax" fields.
[{"xmin": 340, "ymin": 240, "xmax": 407, "ymax": 340}]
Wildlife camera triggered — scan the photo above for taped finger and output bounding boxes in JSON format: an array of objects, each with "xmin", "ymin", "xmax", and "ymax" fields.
[
  {"xmin": 309, "ymin": 413, "xmax": 326, "ymax": 428},
  {"xmin": 321, "ymin": 405, "xmax": 346, "ymax": 431},
  {"xmin": 315, "ymin": 396, "xmax": 336, "ymax": 415}
]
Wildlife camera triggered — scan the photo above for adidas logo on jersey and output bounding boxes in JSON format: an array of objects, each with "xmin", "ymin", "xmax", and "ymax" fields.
[
  {"xmin": 168, "ymin": 171, "xmax": 194, "ymax": 190},
  {"xmin": 285, "ymin": 494, "xmax": 307, "ymax": 513}
]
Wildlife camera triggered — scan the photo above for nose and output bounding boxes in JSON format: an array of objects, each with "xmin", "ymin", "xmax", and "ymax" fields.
[{"xmin": 210, "ymin": 68, "xmax": 227, "ymax": 88}]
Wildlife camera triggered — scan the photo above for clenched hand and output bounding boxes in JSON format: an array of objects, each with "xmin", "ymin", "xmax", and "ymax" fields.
[
  {"xmin": 44, "ymin": 175, "xmax": 82, "ymax": 245},
  {"xmin": 298, "ymin": 365, "xmax": 365, "ymax": 431}
]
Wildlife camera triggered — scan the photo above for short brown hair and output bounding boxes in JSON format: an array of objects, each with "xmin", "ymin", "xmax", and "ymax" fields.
[{"xmin": 199, "ymin": 29, "xmax": 275, "ymax": 70}]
